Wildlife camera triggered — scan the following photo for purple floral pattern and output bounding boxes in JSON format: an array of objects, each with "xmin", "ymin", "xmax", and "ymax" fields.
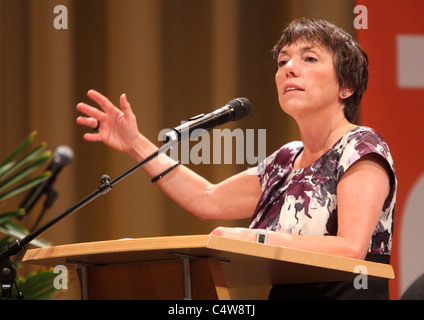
[{"xmin": 250, "ymin": 126, "xmax": 397, "ymax": 255}]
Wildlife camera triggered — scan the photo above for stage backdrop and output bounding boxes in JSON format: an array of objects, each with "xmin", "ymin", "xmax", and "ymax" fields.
[{"xmin": 356, "ymin": 0, "xmax": 424, "ymax": 299}]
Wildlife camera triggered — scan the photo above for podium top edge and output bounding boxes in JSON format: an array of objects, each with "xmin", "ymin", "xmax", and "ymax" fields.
[
  {"xmin": 23, "ymin": 234, "xmax": 211, "ymax": 263},
  {"xmin": 22, "ymin": 234, "xmax": 394, "ymax": 280}
]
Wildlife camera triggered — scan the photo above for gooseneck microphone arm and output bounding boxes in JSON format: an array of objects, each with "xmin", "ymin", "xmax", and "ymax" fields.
[{"xmin": 0, "ymin": 97, "xmax": 252, "ymax": 299}]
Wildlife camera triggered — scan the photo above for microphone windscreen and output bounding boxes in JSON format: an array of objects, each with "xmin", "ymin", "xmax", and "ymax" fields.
[
  {"xmin": 53, "ymin": 145, "xmax": 74, "ymax": 165},
  {"xmin": 228, "ymin": 97, "xmax": 252, "ymax": 121}
]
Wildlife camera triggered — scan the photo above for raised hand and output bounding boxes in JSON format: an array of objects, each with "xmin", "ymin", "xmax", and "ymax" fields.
[{"xmin": 76, "ymin": 90, "xmax": 141, "ymax": 155}]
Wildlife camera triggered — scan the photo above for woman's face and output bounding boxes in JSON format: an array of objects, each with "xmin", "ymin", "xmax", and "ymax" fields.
[{"xmin": 275, "ymin": 41, "xmax": 343, "ymax": 121}]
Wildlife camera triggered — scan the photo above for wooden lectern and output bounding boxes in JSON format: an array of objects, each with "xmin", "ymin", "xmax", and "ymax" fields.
[{"xmin": 22, "ymin": 235, "xmax": 394, "ymax": 300}]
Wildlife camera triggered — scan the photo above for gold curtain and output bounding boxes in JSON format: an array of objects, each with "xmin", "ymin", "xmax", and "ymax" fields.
[{"xmin": 1, "ymin": 0, "xmax": 354, "ymax": 297}]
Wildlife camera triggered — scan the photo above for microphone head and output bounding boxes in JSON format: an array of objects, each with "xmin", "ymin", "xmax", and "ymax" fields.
[
  {"xmin": 53, "ymin": 145, "xmax": 74, "ymax": 166},
  {"xmin": 227, "ymin": 97, "xmax": 252, "ymax": 121}
]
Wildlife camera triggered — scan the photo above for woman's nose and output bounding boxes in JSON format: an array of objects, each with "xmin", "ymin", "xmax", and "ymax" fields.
[{"xmin": 284, "ymin": 59, "xmax": 299, "ymax": 78}]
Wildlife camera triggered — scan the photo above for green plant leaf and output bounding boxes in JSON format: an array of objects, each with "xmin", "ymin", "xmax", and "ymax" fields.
[
  {"xmin": 0, "ymin": 162, "xmax": 14, "ymax": 178},
  {"xmin": 0, "ymin": 221, "xmax": 51, "ymax": 248},
  {"xmin": 14, "ymin": 269, "xmax": 58, "ymax": 300},
  {"xmin": 0, "ymin": 131, "xmax": 37, "ymax": 168},
  {"xmin": 0, "ymin": 171, "xmax": 51, "ymax": 203},
  {"xmin": 0, "ymin": 235, "xmax": 13, "ymax": 251},
  {"xmin": 0, "ymin": 143, "xmax": 50, "ymax": 182},
  {"xmin": 0, "ymin": 131, "xmax": 57, "ymax": 300},
  {"xmin": 0, "ymin": 153, "xmax": 51, "ymax": 194},
  {"xmin": 0, "ymin": 209, "xmax": 24, "ymax": 226}
]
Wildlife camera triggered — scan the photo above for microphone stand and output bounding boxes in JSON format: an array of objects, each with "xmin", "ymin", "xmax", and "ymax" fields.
[
  {"xmin": 0, "ymin": 140, "xmax": 177, "ymax": 300},
  {"xmin": 31, "ymin": 185, "xmax": 58, "ymax": 230}
]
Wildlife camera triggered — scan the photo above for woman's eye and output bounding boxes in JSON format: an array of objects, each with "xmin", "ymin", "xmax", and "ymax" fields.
[
  {"xmin": 277, "ymin": 60, "xmax": 287, "ymax": 68},
  {"xmin": 305, "ymin": 56, "xmax": 318, "ymax": 62}
]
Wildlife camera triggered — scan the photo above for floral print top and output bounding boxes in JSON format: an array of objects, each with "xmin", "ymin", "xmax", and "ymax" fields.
[{"xmin": 250, "ymin": 126, "xmax": 397, "ymax": 255}]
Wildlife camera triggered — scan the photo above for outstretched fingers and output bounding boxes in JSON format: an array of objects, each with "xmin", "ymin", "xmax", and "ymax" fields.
[
  {"xmin": 82, "ymin": 131, "xmax": 103, "ymax": 142},
  {"xmin": 76, "ymin": 90, "xmax": 140, "ymax": 148},
  {"xmin": 76, "ymin": 89, "xmax": 122, "ymax": 131},
  {"xmin": 76, "ymin": 102, "xmax": 104, "ymax": 121},
  {"xmin": 87, "ymin": 89, "xmax": 117, "ymax": 113},
  {"xmin": 119, "ymin": 93, "xmax": 137, "ymax": 122},
  {"xmin": 75, "ymin": 113, "xmax": 98, "ymax": 128}
]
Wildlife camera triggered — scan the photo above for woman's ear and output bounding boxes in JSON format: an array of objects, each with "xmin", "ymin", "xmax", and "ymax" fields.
[{"xmin": 339, "ymin": 88, "xmax": 354, "ymax": 99}]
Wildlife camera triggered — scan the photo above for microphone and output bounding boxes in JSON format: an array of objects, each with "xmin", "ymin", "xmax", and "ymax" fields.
[
  {"xmin": 20, "ymin": 145, "xmax": 74, "ymax": 214},
  {"xmin": 163, "ymin": 97, "xmax": 252, "ymax": 143}
]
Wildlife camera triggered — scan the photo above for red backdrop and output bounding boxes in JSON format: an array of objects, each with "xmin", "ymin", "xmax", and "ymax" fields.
[{"xmin": 356, "ymin": 0, "xmax": 424, "ymax": 299}]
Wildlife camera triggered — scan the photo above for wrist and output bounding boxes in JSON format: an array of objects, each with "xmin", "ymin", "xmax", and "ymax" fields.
[{"xmin": 127, "ymin": 133, "xmax": 153, "ymax": 162}]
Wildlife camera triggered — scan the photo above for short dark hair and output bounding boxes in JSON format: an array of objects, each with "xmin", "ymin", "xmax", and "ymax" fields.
[{"xmin": 272, "ymin": 18, "xmax": 368, "ymax": 122}]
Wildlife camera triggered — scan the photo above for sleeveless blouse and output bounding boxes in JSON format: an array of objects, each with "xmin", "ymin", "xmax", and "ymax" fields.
[{"xmin": 250, "ymin": 126, "xmax": 396, "ymax": 256}]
